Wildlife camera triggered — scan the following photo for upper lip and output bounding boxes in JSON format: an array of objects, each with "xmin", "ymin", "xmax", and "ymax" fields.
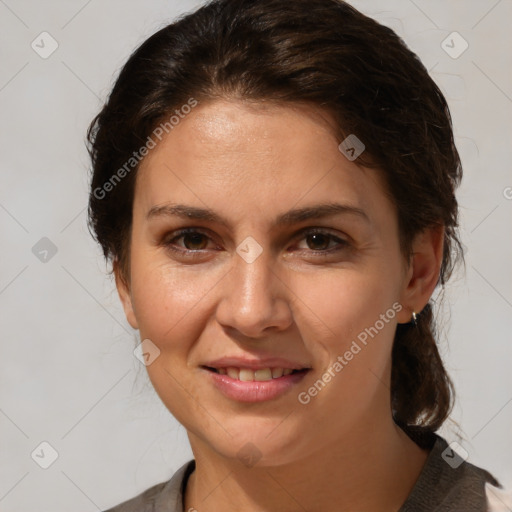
[{"xmin": 202, "ymin": 356, "xmax": 311, "ymax": 371}]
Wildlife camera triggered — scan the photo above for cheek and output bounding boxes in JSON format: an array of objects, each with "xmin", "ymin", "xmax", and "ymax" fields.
[
  {"xmin": 295, "ymin": 268, "xmax": 400, "ymax": 338},
  {"xmin": 294, "ymin": 269, "xmax": 401, "ymax": 399},
  {"xmin": 129, "ymin": 259, "xmax": 223, "ymax": 343},
  {"xmin": 295, "ymin": 272, "xmax": 400, "ymax": 402}
]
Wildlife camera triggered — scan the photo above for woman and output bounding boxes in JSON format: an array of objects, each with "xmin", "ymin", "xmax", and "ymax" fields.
[{"xmin": 87, "ymin": 0, "xmax": 503, "ymax": 510}]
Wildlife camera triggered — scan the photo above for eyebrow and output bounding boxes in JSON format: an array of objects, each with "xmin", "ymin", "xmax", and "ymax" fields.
[{"xmin": 146, "ymin": 202, "xmax": 369, "ymax": 226}]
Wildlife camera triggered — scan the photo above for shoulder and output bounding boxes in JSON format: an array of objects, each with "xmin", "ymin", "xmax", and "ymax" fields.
[
  {"xmin": 102, "ymin": 460, "xmax": 196, "ymax": 512},
  {"xmin": 400, "ymin": 432, "xmax": 502, "ymax": 512}
]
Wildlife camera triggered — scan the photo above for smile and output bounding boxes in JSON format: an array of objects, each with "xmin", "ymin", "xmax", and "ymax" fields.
[
  {"xmin": 205, "ymin": 366, "xmax": 305, "ymax": 381},
  {"xmin": 202, "ymin": 366, "xmax": 311, "ymax": 402}
]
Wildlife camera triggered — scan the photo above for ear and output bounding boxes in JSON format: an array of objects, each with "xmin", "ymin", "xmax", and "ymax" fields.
[
  {"xmin": 113, "ymin": 259, "xmax": 139, "ymax": 330},
  {"xmin": 396, "ymin": 225, "xmax": 444, "ymax": 324}
]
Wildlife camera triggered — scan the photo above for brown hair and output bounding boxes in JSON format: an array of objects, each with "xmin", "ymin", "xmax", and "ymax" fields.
[{"xmin": 87, "ymin": 0, "xmax": 462, "ymax": 438}]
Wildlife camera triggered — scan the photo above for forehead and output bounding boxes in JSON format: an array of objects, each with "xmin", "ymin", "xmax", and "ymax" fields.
[
  {"xmin": 134, "ymin": 99, "xmax": 392, "ymax": 223},
  {"xmin": 182, "ymin": 100, "xmax": 338, "ymax": 150}
]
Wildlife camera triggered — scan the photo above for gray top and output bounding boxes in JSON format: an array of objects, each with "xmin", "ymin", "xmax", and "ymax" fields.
[{"xmin": 103, "ymin": 434, "xmax": 501, "ymax": 511}]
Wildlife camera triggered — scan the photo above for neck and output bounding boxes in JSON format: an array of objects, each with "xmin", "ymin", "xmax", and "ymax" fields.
[{"xmin": 183, "ymin": 410, "xmax": 429, "ymax": 512}]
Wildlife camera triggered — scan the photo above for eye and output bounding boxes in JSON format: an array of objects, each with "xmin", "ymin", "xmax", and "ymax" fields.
[
  {"xmin": 294, "ymin": 229, "xmax": 349, "ymax": 254},
  {"xmin": 163, "ymin": 228, "xmax": 217, "ymax": 254}
]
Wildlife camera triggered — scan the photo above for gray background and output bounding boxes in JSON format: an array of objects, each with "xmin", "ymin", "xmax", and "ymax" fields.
[{"xmin": 0, "ymin": 1, "xmax": 511, "ymax": 510}]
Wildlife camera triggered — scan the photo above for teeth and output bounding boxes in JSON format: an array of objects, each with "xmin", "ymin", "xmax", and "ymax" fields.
[
  {"xmin": 239, "ymin": 369, "xmax": 254, "ymax": 382},
  {"xmin": 227, "ymin": 367, "xmax": 239, "ymax": 379},
  {"xmin": 254, "ymin": 368, "xmax": 273, "ymax": 381},
  {"xmin": 217, "ymin": 367, "xmax": 301, "ymax": 381},
  {"xmin": 272, "ymin": 368, "xmax": 284, "ymax": 378}
]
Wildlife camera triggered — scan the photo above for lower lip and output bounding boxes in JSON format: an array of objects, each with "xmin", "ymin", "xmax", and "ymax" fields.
[{"xmin": 203, "ymin": 368, "xmax": 310, "ymax": 402}]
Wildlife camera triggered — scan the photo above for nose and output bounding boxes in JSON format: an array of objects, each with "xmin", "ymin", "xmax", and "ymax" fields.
[{"xmin": 215, "ymin": 249, "xmax": 293, "ymax": 339}]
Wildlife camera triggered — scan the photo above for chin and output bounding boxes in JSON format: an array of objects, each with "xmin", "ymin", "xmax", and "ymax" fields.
[{"xmin": 192, "ymin": 420, "xmax": 312, "ymax": 469}]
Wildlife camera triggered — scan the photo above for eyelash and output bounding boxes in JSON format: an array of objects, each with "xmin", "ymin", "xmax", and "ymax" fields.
[{"xmin": 163, "ymin": 227, "xmax": 350, "ymax": 259}]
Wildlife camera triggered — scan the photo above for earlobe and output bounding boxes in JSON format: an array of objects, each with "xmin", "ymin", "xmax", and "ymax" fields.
[
  {"xmin": 113, "ymin": 260, "xmax": 139, "ymax": 330},
  {"xmin": 397, "ymin": 225, "xmax": 444, "ymax": 324}
]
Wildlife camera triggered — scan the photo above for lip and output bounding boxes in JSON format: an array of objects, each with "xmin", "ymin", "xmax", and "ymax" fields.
[
  {"xmin": 202, "ymin": 366, "xmax": 311, "ymax": 402},
  {"xmin": 203, "ymin": 356, "xmax": 311, "ymax": 371}
]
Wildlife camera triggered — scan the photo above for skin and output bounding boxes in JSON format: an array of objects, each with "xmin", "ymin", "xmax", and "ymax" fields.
[{"xmin": 115, "ymin": 99, "xmax": 444, "ymax": 512}]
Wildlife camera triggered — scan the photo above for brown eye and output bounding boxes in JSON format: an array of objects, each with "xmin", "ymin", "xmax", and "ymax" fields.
[
  {"xmin": 163, "ymin": 228, "xmax": 214, "ymax": 255},
  {"xmin": 181, "ymin": 232, "xmax": 208, "ymax": 250},
  {"xmin": 295, "ymin": 229, "xmax": 349, "ymax": 253},
  {"xmin": 305, "ymin": 233, "xmax": 331, "ymax": 251}
]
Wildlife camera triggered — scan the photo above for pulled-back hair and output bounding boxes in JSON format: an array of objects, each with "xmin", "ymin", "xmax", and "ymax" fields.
[{"xmin": 87, "ymin": 0, "xmax": 462, "ymax": 438}]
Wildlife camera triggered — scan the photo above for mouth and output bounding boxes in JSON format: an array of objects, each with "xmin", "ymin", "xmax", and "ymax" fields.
[
  {"xmin": 202, "ymin": 366, "xmax": 310, "ymax": 381},
  {"xmin": 201, "ymin": 365, "xmax": 312, "ymax": 402}
]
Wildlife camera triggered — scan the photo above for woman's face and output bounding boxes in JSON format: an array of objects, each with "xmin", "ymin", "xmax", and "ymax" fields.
[{"xmin": 117, "ymin": 99, "xmax": 423, "ymax": 466}]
